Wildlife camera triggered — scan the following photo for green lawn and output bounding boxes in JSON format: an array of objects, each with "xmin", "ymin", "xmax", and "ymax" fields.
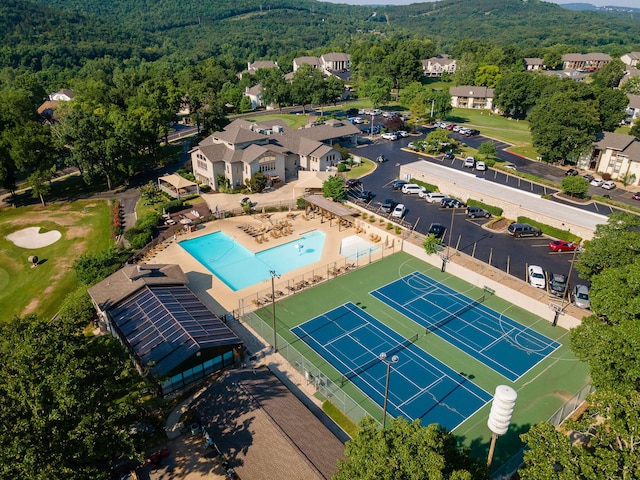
[
  {"xmin": 246, "ymin": 113, "xmax": 309, "ymax": 129},
  {"xmin": 249, "ymin": 252, "xmax": 589, "ymax": 469},
  {"xmin": 0, "ymin": 200, "xmax": 114, "ymax": 320}
]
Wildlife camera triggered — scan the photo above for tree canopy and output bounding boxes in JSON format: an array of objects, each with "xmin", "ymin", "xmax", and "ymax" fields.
[{"xmin": 334, "ymin": 417, "xmax": 489, "ymax": 480}]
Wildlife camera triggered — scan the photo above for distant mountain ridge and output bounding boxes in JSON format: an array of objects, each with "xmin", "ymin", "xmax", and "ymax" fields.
[{"xmin": 560, "ymin": 2, "xmax": 640, "ymax": 12}]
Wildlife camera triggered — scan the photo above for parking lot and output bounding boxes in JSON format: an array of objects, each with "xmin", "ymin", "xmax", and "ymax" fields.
[{"xmin": 348, "ymin": 128, "xmax": 635, "ymax": 291}]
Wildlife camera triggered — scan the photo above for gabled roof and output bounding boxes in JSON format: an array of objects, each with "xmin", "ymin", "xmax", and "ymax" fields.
[
  {"xmin": 292, "ymin": 119, "xmax": 360, "ymax": 142},
  {"xmin": 593, "ymin": 132, "xmax": 638, "ymax": 152},
  {"xmin": 294, "ymin": 56, "xmax": 321, "ymax": 67},
  {"xmin": 321, "ymin": 52, "xmax": 350, "ymax": 62},
  {"xmin": 245, "ymin": 84, "xmax": 262, "ymax": 97},
  {"xmin": 524, "ymin": 58, "xmax": 544, "ymax": 64},
  {"xmin": 449, "ymin": 86, "xmax": 494, "ymax": 98},
  {"xmin": 108, "ymin": 285, "xmax": 242, "ymax": 378},
  {"xmin": 423, "ymin": 56, "xmax": 456, "ymax": 66},
  {"xmin": 562, "ymin": 53, "xmax": 611, "ymax": 62},
  {"xmin": 627, "ymin": 93, "xmax": 640, "ymax": 110},
  {"xmin": 249, "ymin": 60, "xmax": 277, "ymax": 71},
  {"xmin": 88, "ymin": 264, "xmax": 188, "ymax": 312},
  {"xmin": 623, "ymin": 52, "xmax": 640, "ymax": 60},
  {"xmin": 212, "ymin": 125, "xmax": 266, "ymax": 145}
]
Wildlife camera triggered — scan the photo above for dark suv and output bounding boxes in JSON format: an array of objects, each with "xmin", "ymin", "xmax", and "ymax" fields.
[
  {"xmin": 380, "ymin": 198, "xmax": 396, "ymax": 213},
  {"xmin": 548, "ymin": 272, "xmax": 568, "ymax": 297},
  {"xmin": 428, "ymin": 223, "xmax": 447, "ymax": 239},
  {"xmin": 507, "ymin": 223, "xmax": 541, "ymax": 237}
]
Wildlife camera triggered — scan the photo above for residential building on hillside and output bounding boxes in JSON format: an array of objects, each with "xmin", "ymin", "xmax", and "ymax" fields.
[
  {"xmin": 588, "ymin": 132, "xmax": 640, "ymax": 185},
  {"xmin": 190, "ymin": 118, "xmax": 359, "ymax": 190},
  {"xmin": 320, "ymin": 53, "xmax": 350, "ymax": 72},
  {"xmin": 626, "ymin": 94, "xmax": 640, "ymax": 125},
  {"xmin": 247, "ymin": 60, "xmax": 278, "ymax": 73},
  {"xmin": 621, "ymin": 52, "xmax": 640, "ymax": 67},
  {"xmin": 449, "ymin": 86, "xmax": 494, "ymax": 110},
  {"xmin": 244, "ymin": 84, "xmax": 264, "ymax": 110},
  {"xmin": 293, "ymin": 56, "xmax": 322, "ymax": 72},
  {"xmin": 562, "ymin": 53, "xmax": 611, "ymax": 71},
  {"xmin": 37, "ymin": 88, "xmax": 75, "ymax": 123},
  {"xmin": 421, "ymin": 55, "xmax": 456, "ymax": 77},
  {"xmin": 524, "ymin": 58, "xmax": 544, "ymax": 71}
]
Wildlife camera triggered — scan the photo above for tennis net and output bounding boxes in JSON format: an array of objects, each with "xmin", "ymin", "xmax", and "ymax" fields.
[
  {"xmin": 340, "ymin": 332, "xmax": 419, "ymax": 386},
  {"xmin": 426, "ymin": 294, "xmax": 485, "ymax": 334}
]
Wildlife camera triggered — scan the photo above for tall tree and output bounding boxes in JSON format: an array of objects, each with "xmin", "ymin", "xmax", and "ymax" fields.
[
  {"xmin": 528, "ymin": 83, "xmax": 600, "ymax": 163},
  {"xmin": 591, "ymin": 59, "xmax": 626, "ymax": 89},
  {"xmin": 334, "ymin": 417, "xmax": 489, "ymax": 480},
  {"xmin": 383, "ymin": 49, "xmax": 422, "ymax": 97},
  {"xmin": 493, "ymin": 71, "xmax": 544, "ymax": 117},
  {"xmin": 256, "ymin": 68, "xmax": 291, "ymax": 111},
  {"xmin": 474, "ymin": 65, "xmax": 501, "ymax": 88},
  {"xmin": 290, "ymin": 64, "xmax": 325, "ymax": 113},
  {"xmin": 575, "ymin": 212, "xmax": 640, "ymax": 281},
  {"xmin": 0, "ymin": 314, "xmax": 144, "ymax": 479},
  {"xmin": 359, "ymin": 75, "xmax": 393, "ymax": 108},
  {"xmin": 594, "ymin": 87, "xmax": 628, "ymax": 132}
]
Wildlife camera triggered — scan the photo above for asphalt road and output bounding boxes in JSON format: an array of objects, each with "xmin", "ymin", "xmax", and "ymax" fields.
[{"xmin": 348, "ymin": 131, "xmax": 603, "ymax": 291}]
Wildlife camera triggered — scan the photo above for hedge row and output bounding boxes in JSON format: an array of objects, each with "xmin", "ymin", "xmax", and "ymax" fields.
[
  {"xmin": 467, "ymin": 199, "xmax": 503, "ymax": 217},
  {"xmin": 517, "ymin": 216, "xmax": 582, "ymax": 243}
]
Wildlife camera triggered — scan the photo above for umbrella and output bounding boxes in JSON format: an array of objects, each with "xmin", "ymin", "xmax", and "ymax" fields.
[{"xmin": 180, "ymin": 218, "xmax": 192, "ymax": 225}]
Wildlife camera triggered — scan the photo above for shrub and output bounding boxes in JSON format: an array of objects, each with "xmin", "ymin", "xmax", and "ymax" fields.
[
  {"xmin": 337, "ymin": 163, "xmax": 347, "ymax": 172},
  {"xmin": 517, "ymin": 216, "xmax": 582, "ymax": 243},
  {"xmin": 296, "ymin": 198, "xmax": 306, "ymax": 209},
  {"xmin": 601, "ymin": 172, "xmax": 611, "ymax": 181},
  {"xmin": 466, "ymin": 199, "xmax": 503, "ymax": 217},
  {"xmin": 160, "ymin": 199, "xmax": 185, "ymax": 213},
  {"xmin": 409, "ymin": 178, "xmax": 438, "ymax": 192},
  {"xmin": 394, "ymin": 225, "xmax": 401, "ymax": 234},
  {"xmin": 386, "ymin": 222, "xmax": 393, "ymax": 230}
]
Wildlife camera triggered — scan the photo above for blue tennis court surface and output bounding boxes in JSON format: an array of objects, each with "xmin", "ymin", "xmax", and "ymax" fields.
[
  {"xmin": 370, "ymin": 272, "xmax": 561, "ymax": 381},
  {"xmin": 292, "ymin": 303, "xmax": 491, "ymax": 431}
]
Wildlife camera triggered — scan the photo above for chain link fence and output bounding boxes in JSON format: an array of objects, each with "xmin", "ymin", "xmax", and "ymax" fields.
[{"xmin": 491, "ymin": 383, "xmax": 594, "ymax": 479}]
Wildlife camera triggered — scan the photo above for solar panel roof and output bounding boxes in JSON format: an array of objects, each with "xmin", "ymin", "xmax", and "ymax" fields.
[{"xmin": 109, "ymin": 285, "xmax": 242, "ymax": 377}]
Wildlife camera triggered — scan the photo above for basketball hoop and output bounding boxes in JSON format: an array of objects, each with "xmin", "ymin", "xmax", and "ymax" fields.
[{"xmin": 549, "ymin": 302, "xmax": 564, "ymax": 314}]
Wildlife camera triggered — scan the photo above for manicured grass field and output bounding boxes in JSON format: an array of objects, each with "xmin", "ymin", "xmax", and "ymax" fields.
[
  {"xmin": 0, "ymin": 200, "xmax": 114, "ymax": 320},
  {"xmin": 250, "ymin": 252, "xmax": 589, "ymax": 469}
]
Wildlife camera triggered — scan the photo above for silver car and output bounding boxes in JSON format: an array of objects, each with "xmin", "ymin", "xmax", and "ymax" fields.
[{"xmin": 573, "ymin": 285, "xmax": 590, "ymax": 309}]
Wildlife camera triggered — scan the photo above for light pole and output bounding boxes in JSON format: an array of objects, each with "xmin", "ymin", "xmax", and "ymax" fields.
[
  {"xmin": 270, "ymin": 270, "xmax": 280, "ymax": 351},
  {"xmin": 379, "ymin": 352, "xmax": 399, "ymax": 428}
]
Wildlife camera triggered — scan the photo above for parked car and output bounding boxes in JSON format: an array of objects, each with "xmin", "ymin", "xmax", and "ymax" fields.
[
  {"xmin": 602, "ymin": 180, "xmax": 616, "ymax": 190},
  {"xmin": 508, "ymin": 223, "xmax": 542, "ymax": 237},
  {"xmin": 475, "ymin": 161, "xmax": 487, "ymax": 171},
  {"xmin": 145, "ymin": 448, "xmax": 170, "ymax": 466},
  {"xmin": 633, "ymin": 192, "xmax": 640, "ymax": 201},
  {"xmin": 392, "ymin": 203, "xmax": 406, "ymax": 218},
  {"xmin": 444, "ymin": 151, "xmax": 455, "ymax": 160},
  {"xmin": 391, "ymin": 179, "xmax": 408, "ymax": 190},
  {"xmin": 380, "ymin": 198, "xmax": 396, "ymax": 213},
  {"xmin": 423, "ymin": 192, "xmax": 446, "ymax": 203},
  {"xmin": 565, "ymin": 168, "xmax": 579, "ymax": 176},
  {"xmin": 548, "ymin": 272, "xmax": 568, "ymax": 298},
  {"xmin": 590, "ymin": 178, "xmax": 604, "ymax": 187},
  {"xmin": 466, "ymin": 128, "xmax": 480, "ymax": 136},
  {"xmin": 463, "ymin": 156, "xmax": 475, "ymax": 168},
  {"xmin": 528, "ymin": 265, "xmax": 546, "ymax": 289},
  {"xmin": 548, "ymin": 240, "xmax": 579, "ymax": 252},
  {"xmin": 466, "ymin": 206, "xmax": 491, "ymax": 218},
  {"xmin": 428, "ymin": 223, "xmax": 447, "ymax": 239},
  {"xmin": 503, "ymin": 163, "xmax": 517, "ymax": 171},
  {"xmin": 352, "ymin": 117, "xmax": 364, "ymax": 124},
  {"xmin": 441, "ymin": 198, "xmax": 466, "ymax": 208},
  {"xmin": 573, "ymin": 284, "xmax": 590, "ymax": 309},
  {"xmin": 583, "ymin": 173, "xmax": 595, "ymax": 182},
  {"xmin": 445, "ymin": 123, "xmax": 456, "ymax": 130},
  {"xmin": 396, "ymin": 130, "xmax": 409, "ymax": 137},
  {"xmin": 381, "ymin": 132, "xmax": 398, "ymax": 141},
  {"xmin": 369, "ymin": 125, "xmax": 381, "ymax": 135},
  {"xmin": 345, "ymin": 178, "xmax": 362, "ymax": 189},
  {"xmin": 402, "ymin": 184, "xmax": 426, "ymax": 195},
  {"xmin": 354, "ymin": 190, "xmax": 373, "ymax": 202}
]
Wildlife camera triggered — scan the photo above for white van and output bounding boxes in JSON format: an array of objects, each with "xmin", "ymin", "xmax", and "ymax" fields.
[
  {"xmin": 423, "ymin": 192, "xmax": 446, "ymax": 203},
  {"xmin": 401, "ymin": 184, "xmax": 426, "ymax": 195}
]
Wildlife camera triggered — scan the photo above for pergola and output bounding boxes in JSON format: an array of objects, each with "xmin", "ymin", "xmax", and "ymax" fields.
[
  {"xmin": 304, "ymin": 194, "xmax": 356, "ymax": 231},
  {"xmin": 158, "ymin": 174, "xmax": 200, "ymax": 199}
]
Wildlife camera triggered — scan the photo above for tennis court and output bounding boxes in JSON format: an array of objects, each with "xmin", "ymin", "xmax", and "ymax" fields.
[
  {"xmin": 292, "ymin": 302, "xmax": 492, "ymax": 431},
  {"xmin": 370, "ymin": 271, "xmax": 561, "ymax": 381}
]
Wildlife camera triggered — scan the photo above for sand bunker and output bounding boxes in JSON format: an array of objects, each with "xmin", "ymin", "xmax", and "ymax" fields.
[{"xmin": 6, "ymin": 227, "xmax": 62, "ymax": 249}]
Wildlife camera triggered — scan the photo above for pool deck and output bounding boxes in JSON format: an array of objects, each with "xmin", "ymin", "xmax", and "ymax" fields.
[{"xmin": 144, "ymin": 210, "xmax": 399, "ymax": 317}]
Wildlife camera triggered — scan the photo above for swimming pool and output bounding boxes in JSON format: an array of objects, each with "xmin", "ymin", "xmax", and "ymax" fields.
[{"xmin": 180, "ymin": 230, "xmax": 326, "ymax": 291}]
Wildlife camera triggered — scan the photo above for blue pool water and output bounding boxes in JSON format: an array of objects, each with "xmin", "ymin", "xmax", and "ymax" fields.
[{"xmin": 180, "ymin": 230, "xmax": 326, "ymax": 291}]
